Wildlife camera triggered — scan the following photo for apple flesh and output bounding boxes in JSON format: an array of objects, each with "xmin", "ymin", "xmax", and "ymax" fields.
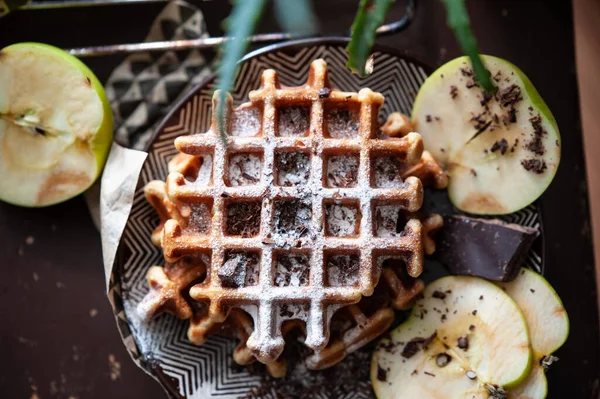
[
  {"xmin": 0, "ymin": 42, "xmax": 113, "ymax": 207},
  {"xmin": 371, "ymin": 276, "xmax": 532, "ymax": 399},
  {"xmin": 412, "ymin": 55, "xmax": 560, "ymax": 215},
  {"xmin": 499, "ymin": 268, "xmax": 569, "ymax": 399}
]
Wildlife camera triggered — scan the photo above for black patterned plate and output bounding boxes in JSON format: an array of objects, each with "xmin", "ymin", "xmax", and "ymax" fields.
[{"xmin": 112, "ymin": 38, "xmax": 543, "ymax": 398}]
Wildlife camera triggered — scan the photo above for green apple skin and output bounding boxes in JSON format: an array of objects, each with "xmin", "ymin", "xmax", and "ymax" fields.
[
  {"xmin": 500, "ymin": 268, "xmax": 570, "ymax": 399},
  {"xmin": 412, "ymin": 55, "xmax": 560, "ymax": 215},
  {"xmin": 371, "ymin": 276, "xmax": 532, "ymax": 399},
  {"xmin": 0, "ymin": 42, "xmax": 113, "ymax": 207}
]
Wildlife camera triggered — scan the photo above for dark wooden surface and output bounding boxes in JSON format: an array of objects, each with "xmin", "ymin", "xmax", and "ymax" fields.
[{"xmin": 0, "ymin": 1, "xmax": 598, "ymax": 398}]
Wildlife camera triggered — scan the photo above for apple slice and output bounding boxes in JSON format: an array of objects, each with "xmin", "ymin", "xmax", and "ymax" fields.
[
  {"xmin": 371, "ymin": 276, "xmax": 531, "ymax": 399},
  {"xmin": 412, "ymin": 55, "xmax": 560, "ymax": 215},
  {"xmin": 0, "ymin": 42, "xmax": 113, "ymax": 207},
  {"xmin": 499, "ymin": 268, "xmax": 569, "ymax": 399}
]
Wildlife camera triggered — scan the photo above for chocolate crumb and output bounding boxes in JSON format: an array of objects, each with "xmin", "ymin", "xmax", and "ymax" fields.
[
  {"xmin": 493, "ymin": 71, "xmax": 502, "ymax": 82},
  {"xmin": 318, "ymin": 88, "xmax": 331, "ymax": 98},
  {"xmin": 426, "ymin": 115, "xmax": 432, "ymax": 123},
  {"xmin": 441, "ymin": 314, "xmax": 447, "ymax": 322},
  {"xmin": 469, "ymin": 325, "xmax": 476, "ymax": 331},
  {"xmin": 440, "ymin": 148, "xmax": 446, "ymax": 153},
  {"xmin": 432, "ymin": 290, "xmax": 447, "ymax": 300},
  {"xmin": 457, "ymin": 336, "xmax": 469, "ymax": 351},
  {"xmin": 480, "ymin": 91, "xmax": 493, "ymax": 106},
  {"xmin": 479, "ymin": 295, "xmax": 484, "ymax": 300},
  {"xmin": 434, "ymin": 116, "xmax": 440, "ymax": 121},
  {"xmin": 466, "ymin": 80, "xmax": 478, "ymax": 89},
  {"xmin": 460, "ymin": 67, "xmax": 474, "ymax": 77},
  {"xmin": 470, "ymin": 169, "xmax": 477, "ymax": 177},
  {"xmin": 411, "ymin": 370, "xmax": 418, "ymax": 376},
  {"xmin": 490, "ymin": 138, "xmax": 509, "ymax": 155},
  {"xmin": 521, "ymin": 159, "xmax": 547, "ymax": 174},
  {"xmin": 530, "ymin": 288, "xmax": 536, "ymax": 293},
  {"xmin": 402, "ymin": 331, "xmax": 437, "ymax": 358},
  {"xmin": 424, "ymin": 371, "xmax": 436, "ymax": 377},
  {"xmin": 450, "ymin": 85, "xmax": 458, "ymax": 99},
  {"xmin": 525, "ymin": 114, "xmax": 547, "ymax": 155},
  {"xmin": 472, "ymin": 310, "xmax": 478, "ymax": 316},
  {"xmin": 498, "ymin": 84, "xmax": 522, "ymax": 107},
  {"xmin": 436, "ymin": 353, "xmax": 451, "ymax": 367},
  {"xmin": 376, "ymin": 364, "xmax": 387, "ymax": 381},
  {"xmin": 34, "ymin": 127, "xmax": 46, "ymax": 135}
]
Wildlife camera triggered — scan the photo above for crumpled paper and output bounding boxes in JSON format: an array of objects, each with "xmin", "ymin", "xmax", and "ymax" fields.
[{"xmin": 99, "ymin": 142, "xmax": 147, "ymax": 290}]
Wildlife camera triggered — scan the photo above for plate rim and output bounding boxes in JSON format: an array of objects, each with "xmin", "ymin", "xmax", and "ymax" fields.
[{"xmin": 116, "ymin": 37, "xmax": 547, "ymax": 398}]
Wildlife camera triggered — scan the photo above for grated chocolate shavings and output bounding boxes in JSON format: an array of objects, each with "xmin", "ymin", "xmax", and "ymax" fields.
[
  {"xmin": 432, "ymin": 290, "xmax": 447, "ymax": 300},
  {"xmin": 521, "ymin": 159, "xmax": 547, "ymax": 174},
  {"xmin": 490, "ymin": 138, "xmax": 509, "ymax": 155},
  {"xmin": 450, "ymin": 85, "xmax": 458, "ymax": 99}
]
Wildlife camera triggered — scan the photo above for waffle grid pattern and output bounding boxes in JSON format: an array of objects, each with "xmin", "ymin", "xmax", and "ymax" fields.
[{"xmin": 161, "ymin": 60, "xmax": 424, "ymax": 362}]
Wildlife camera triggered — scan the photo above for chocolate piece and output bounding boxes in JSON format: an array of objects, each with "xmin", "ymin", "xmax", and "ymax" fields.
[
  {"xmin": 436, "ymin": 215, "xmax": 537, "ymax": 282},
  {"xmin": 219, "ymin": 255, "xmax": 246, "ymax": 288}
]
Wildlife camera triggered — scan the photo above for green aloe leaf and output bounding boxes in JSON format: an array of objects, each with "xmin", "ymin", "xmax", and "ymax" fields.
[
  {"xmin": 217, "ymin": 0, "xmax": 268, "ymax": 142},
  {"xmin": 346, "ymin": 0, "xmax": 393, "ymax": 77},
  {"xmin": 274, "ymin": 0, "xmax": 318, "ymax": 35},
  {"xmin": 442, "ymin": 0, "xmax": 497, "ymax": 93}
]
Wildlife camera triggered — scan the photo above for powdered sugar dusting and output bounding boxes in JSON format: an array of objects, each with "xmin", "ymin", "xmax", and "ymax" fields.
[
  {"xmin": 372, "ymin": 156, "xmax": 406, "ymax": 188},
  {"xmin": 325, "ymin": 202, "xmax": 360, "ymax": 237},
  {"xmin": 326, "ymin": 154, "xmax": 359, "ymax": 188},
  {"xmin": 278, "ymin": 106, "xmax": 310, "ymax": 136},
  {"xmin": 275, "ymin": 151, "xmax": 310, "ymax": 186},
  {"xmin": 228, "ymin": 153, "xmax": 262, "ymax": 186},
  {"xmin": 273, "ymin": 200, "xmax": 312, "ymax": 241},
  {"xmin": 274, "ymin": 253, "xmax": 310, "ymax": 287},
  {"xmin": 326, "ymin": 254, "xmax": 360, "ymax": 287},
  {"xmin": 373, "ymin": 204, "xmax": 405, "ymax": 238},
  {"xmin": 325, "ymin": 108, "xmax": 359, "ymax": 138},
  {"xmin": 187, "ymin": 202, "xmax": 211, "ymax": 234},
  {"xmin": 279, "ymin": 303, "xmax": 309, "ymax": 320},
  {"xmin": 231, "ymin": 107, "xmax": 261, "ymax": 137}
]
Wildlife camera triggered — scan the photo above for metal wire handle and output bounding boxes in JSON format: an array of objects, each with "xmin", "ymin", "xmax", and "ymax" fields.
[{"xmin": 8, "ymin": 0, "xmax": 416, "ymax": 57}]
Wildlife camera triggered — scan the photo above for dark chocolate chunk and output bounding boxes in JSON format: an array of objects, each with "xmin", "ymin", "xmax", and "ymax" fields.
[
  {"xmin": 435, "ymin": 215, "xmax": 537, "ymax": 282},
  {"xmin": 218, "ymin": 255, "xmax": 247, "ymax": 288},
  {"xmin": 318, "ymin": 87, "xmax": 331, "ymax": 98},
  {"xmin": 521, "ymin": 159, "xmax": 547, "ymax": 174}
]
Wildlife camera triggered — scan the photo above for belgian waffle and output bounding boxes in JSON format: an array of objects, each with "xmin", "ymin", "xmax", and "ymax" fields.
[
  {"xmin": 140, "ymin": 176, "xmax": 443, "ymax": 373},
  {"xmin": 160, "ymin": 59, "xmax": 426, "ymax": 363}
]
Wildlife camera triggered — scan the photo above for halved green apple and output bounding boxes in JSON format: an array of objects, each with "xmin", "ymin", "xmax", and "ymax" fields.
[
  {"xmin": 412, "ymin": 56, "xmax": 560, "ymax": 215},
  {"xmin": 0, "ymin": 42, "xmax": 113, "ymax": 207},
  {"xmin": 371, "ymin": 276, "xmax": 531, "ymax": 398},
  {"xmin": 499, "ymin": 268, "xmax": 569, "ymax": 399}
]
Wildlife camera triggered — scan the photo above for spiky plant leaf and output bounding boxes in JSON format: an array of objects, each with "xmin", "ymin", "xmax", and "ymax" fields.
[
  {"xmin": 217, "ymin": 0, "xmax": 268, "ymax": 142},
  {"xmin": 346, "ymin": 0, "xmax": 393, "ymax": 77},
  {"xmin": 442, "ymin": 0, "xmax": 496, "ymax": 93},
  {"xmin": 274, "ymin": 0, "xmax": 318, "ymax": 35}
]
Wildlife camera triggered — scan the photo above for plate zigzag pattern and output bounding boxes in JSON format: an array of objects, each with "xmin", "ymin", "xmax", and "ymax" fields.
[{"xmin": 113, "ymin": 44, "xmax": 543, "ymax": 398}]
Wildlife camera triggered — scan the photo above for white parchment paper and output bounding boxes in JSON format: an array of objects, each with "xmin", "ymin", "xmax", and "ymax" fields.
[{"xmin": 99, "ymin": 142, "xmax": 148, "ymax": 290}]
